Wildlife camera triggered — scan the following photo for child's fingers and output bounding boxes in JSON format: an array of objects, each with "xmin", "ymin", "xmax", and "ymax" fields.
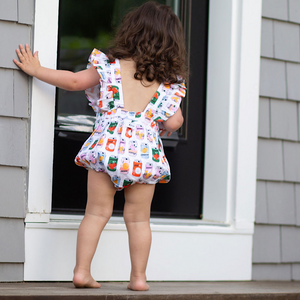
[
  {"xmin": 17, "ymin": 48, "xmax": 27, "ymax": 64},
  {"xmin": 19, "ymin": 44, "xmax": 27, "ymax": 57},
  {"xmin": 16, "ymin": 49, "xmax": 25, "ymax": 62},
  {"xmin": 13, "ymin": 59, "xmax": 23, "ymax": 69},
  {"xmin": 159, "ymin": 129, "xmax": 166, "ymax": 137},
  {"xmin": 25, "ymin": 44, "xmax": 33, "ymax": 57}
]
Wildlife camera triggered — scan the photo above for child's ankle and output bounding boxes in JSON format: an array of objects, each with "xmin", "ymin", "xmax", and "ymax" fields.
[
  {"xmin": 74, "ymin": 266, "xmax": 90, "ymax": 274},
  {"xmin": 130, "ymin": 272, "xmax": 147, "ymax": 281},
  {"xmin": 128, "ymin": 273, "xmax": 149, "ymax": 291}
]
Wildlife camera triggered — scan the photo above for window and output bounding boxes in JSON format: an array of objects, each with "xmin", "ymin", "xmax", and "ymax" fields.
[{"xmin": 52, "ymin": 0, "xmax": 209, "ymax": 219}]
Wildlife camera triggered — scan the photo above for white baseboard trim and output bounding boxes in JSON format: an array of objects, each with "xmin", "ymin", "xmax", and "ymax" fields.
[{"xmin": 24, "ymin": 216, "xmax": 253, "ymax": 281}]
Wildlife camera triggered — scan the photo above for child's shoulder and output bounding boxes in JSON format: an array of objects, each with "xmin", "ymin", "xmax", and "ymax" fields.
[
  {"xmin": 87, "ymin": 49, "xmax": 118, "ymax": 83},
  {"xmin": 88, "ymin": 48, "xmax": 109, "ymax": 65},
  {"xmin": 162, "ymin": 80, "xmax": 186, "ymax": 97}
]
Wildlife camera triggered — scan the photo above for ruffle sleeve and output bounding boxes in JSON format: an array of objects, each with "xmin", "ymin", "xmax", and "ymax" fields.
[
  {"xmin": 154, "ymin": 81, "xmax": 186, "ymax": 122},
  {"xmin": 85, "ymin": 48, "xmax": 111, "ymax": 113}
]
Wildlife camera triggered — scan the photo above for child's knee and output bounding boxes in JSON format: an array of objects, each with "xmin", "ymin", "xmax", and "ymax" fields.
[
  {"xmin": 86, "ymin": 205, "xmax": 113, "ymax": 222},
  {"xmin": 123, "ymin": 206, "xmax": 150, "ymax": 224},
  {"xmin": 102, "ymin": 207, "xmax": 113, "ymax": 220}
]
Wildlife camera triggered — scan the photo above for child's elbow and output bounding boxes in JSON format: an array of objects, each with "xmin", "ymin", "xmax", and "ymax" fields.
[
  {"xmin": 68, "ymin": 78, "xmax": 81, "ymax": 91},
  {"xmin": 66, "ymin": 72, "xmax": 83, "ymax": 91},
  {"xmin": 172, "ymin": 114, "xmax": 184, "ymax": 131},
  {"xmin": 164, "ymin": 114, "xmax": 184, "ymax": 132},
  {"xmin": 178, "ymin": 114, "xmax": 184, "ymax": 128}
]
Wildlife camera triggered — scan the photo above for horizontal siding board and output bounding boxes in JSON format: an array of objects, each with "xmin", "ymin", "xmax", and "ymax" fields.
[
  {"xmin": 283, "ymin": 141, "xmax": 300, "ymax": 182},
  {"xmin": 0, "ymin": 69, "xmax": 14, "ymax": 116},
  {"xmin": 292, "ymin": 263, "xmax": 300, "ymax": 280},
  {"xmin": 252, "ymin": 263, "xmax": 292, "ymax": 280},
  {"xmin": 0, "ymin": 166, "xmax": 26, "ymax": 218},
  {"xmin": 266, "ymin": 182, "xmax": 296, "ymax": 225},
  {"xmin": 0, "ymin": 0, "xmax": 17, "ymax": 22},
  {"xmin": 281, "ymin": 226, "xmax": 300, "ymax": 262},
  {"xmin": 256, "ymin": 138, "xmax": 284, "ymax": 181},
  {"xmin": 259, "ymin": 58, "xmax": 286, "ymax": 99},
  {"xmin": 270, "ymin": 99, "xmax": 298, "ymax": 141},
  {"xmin": 262, "ymin": 0, "xmax": 288, "ymax": 21},
  {"xmin": 273, "ymin": 20, "xmax": 300, "ymax": 62},
  {"xmin": 258, "ymin": 97, "xmax": 270, "ymax": 138},
  {"xmin": 261, "ymin": 18, "xmax": 273, "ymax": 58},
  {"xmin": 295, "ymin": 184, "xmax": 300, "ymax": 226},
  {"xmin": 18, "ymin": 0, "xmax": 34, "ymax": 25},
  {"xmin": 0, "ymin": 218, "xmax": 24, "ymax": 262},
  {"xmin": 252, "ymin": 225, "xmax": 281, "ymax": 263},
  {"xmin": 289, "ymin": 0, "xmax": 300, "ymax": 23},
  {"xmin": 299, "ymin": 103, "xmax": 300, "ymax": 142},
  {"xmin": 286, "ymin": 62, "xmax": 300, "ymax": 101},
  {"xmin": 13, "ymin": 70, "xmax": 29, "ymax": 118},
  {"xmin": 0, "ymin": 69, "xmax": 29, "ymax": 118},
  {"xmin": 0, "ymin": 117, "xmax": 27, "ymax": 167},
  {"xmin": 255, "ymin": 181, "xmax": 268, "ymax": 223},
  {"xmin": 0, "ymin": 263, "xmax": 23, "ymax": 281},
  {"xmin": 0, "ymin": 21, "xmax": 31, "ymax": 69}
]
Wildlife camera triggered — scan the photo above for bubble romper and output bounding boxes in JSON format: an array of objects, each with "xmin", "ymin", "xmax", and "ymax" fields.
[{"xmin": 74, "ymin": 49, "xmax": 186, "ymax": 190}]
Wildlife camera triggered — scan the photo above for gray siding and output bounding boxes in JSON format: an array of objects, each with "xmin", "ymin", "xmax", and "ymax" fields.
[
  {"xmin": 262, "ymin": 0, "xmax": 289, "ymax": 21},
  {"xmin": 0, "ymin": 0, "xmax": 34, "ymax": 282},
  {"xmin": 0, "ymin": 69, "xmax": 29, "ymax": 118},
  {"xmin": 0, "ymin": 166, "xmax": 26, "ymax": 218},
  {"xmin": 0, "ymin": 264, "xmax": 23, "ymax": 282},
  {"xmin": 253, "ymin": 0, "xmax": 300, "ymax": 281},
  {"xmin": 0, "ymin": 218, "xmax": 25, "ymax": 262}
]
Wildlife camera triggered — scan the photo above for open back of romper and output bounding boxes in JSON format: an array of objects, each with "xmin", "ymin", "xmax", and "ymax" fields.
[
  {"xmin": 74, "ymin": 49, "xmax": 186, "ymax": 190},
  {"xmin": 118, "ymin": 59, "xmax": 161, "ymax": 113}
]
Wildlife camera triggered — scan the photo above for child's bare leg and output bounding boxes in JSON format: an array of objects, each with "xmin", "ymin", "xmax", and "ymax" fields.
[
  {"xmin": 123, "ymin": 183, "xmax": 155, "ymax": 291},
  {"xmin": 73, "ymin": 169, "xmax": 116, "ymax": 288}
]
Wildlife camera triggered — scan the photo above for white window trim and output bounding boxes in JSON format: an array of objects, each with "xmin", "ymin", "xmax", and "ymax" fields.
[
  {"xmin": 26, "ymin": 0, "xmax": 59, "ymax": 222},
  {"xmin": 25, "ymin": 0, "xmax": 262, "ymax": 281}
]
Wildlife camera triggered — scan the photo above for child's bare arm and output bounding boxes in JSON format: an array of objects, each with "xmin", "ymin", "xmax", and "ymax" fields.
[
  {"xmin": 160, "ymin": 107, "xmax": 184, "ymax": 137},
  {"xmin": 13, "ymin": 44, "xmax": 100, "ymax": 91}
]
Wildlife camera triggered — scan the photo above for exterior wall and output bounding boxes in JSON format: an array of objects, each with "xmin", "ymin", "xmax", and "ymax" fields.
[
  {"xmin": 0, "ymin": 0, "xmax": 34, "ymax": 281},
  {"xmin": 0, "ymin": 0, "xmax": 267, "ymax": 282},
  {"xmin": 252, "ymin": 0, "xmax": 300, "ymax": 281}
]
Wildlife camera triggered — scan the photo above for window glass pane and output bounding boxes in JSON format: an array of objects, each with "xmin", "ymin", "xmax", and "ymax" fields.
[{"xmin": 56, "ymin": 0, "xmax": 180, "ymax": 132}]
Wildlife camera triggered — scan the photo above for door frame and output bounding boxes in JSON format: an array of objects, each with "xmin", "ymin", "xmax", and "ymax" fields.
[{"xmin": 25, "ymin": 0, "xmax": 262, "ymax": 281}]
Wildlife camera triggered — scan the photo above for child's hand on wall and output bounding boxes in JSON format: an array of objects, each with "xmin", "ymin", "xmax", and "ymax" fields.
[
  {"xmin": 12, "ymin": 44, "xmax": 100, "ymax": 91},
  {"xmin": 13, "ymin": 44, "xmax": 40, "ymax": 77}
]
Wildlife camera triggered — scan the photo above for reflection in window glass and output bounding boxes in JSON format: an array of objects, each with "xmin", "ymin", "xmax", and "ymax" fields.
[{"xmin": 56, "ymin": 0, "xmax": 180, "ymax": 132}]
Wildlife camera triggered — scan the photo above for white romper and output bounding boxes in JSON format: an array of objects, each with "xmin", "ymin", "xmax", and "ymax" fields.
[{"xmin": 75, "ymin": 49, "xmax": 186, "ymax": 190}]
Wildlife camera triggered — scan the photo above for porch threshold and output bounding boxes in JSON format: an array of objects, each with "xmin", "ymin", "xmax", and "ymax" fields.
[{"xmin": 0, "ymin": 281, "xmax": 300, "ymax": 299}]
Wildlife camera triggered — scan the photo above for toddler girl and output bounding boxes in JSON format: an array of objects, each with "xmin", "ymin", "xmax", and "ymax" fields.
[{"xmin": 14, "ymin": 1, "xmax": 187, "ymax": 291}]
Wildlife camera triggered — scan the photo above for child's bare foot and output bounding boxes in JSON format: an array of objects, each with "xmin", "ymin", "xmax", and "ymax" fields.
[
  {"xmin": 127, "ymin": 275, "xmax": 149, "ymax": 291},
  {"xmin": 73, "ymin": 269, "xmax": 101, "ymax": 288}
]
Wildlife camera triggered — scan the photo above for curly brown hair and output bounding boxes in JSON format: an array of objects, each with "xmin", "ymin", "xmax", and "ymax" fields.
[{"xmin": 107, "ymin": 1, "xmax": 187, "ymax": 85}]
